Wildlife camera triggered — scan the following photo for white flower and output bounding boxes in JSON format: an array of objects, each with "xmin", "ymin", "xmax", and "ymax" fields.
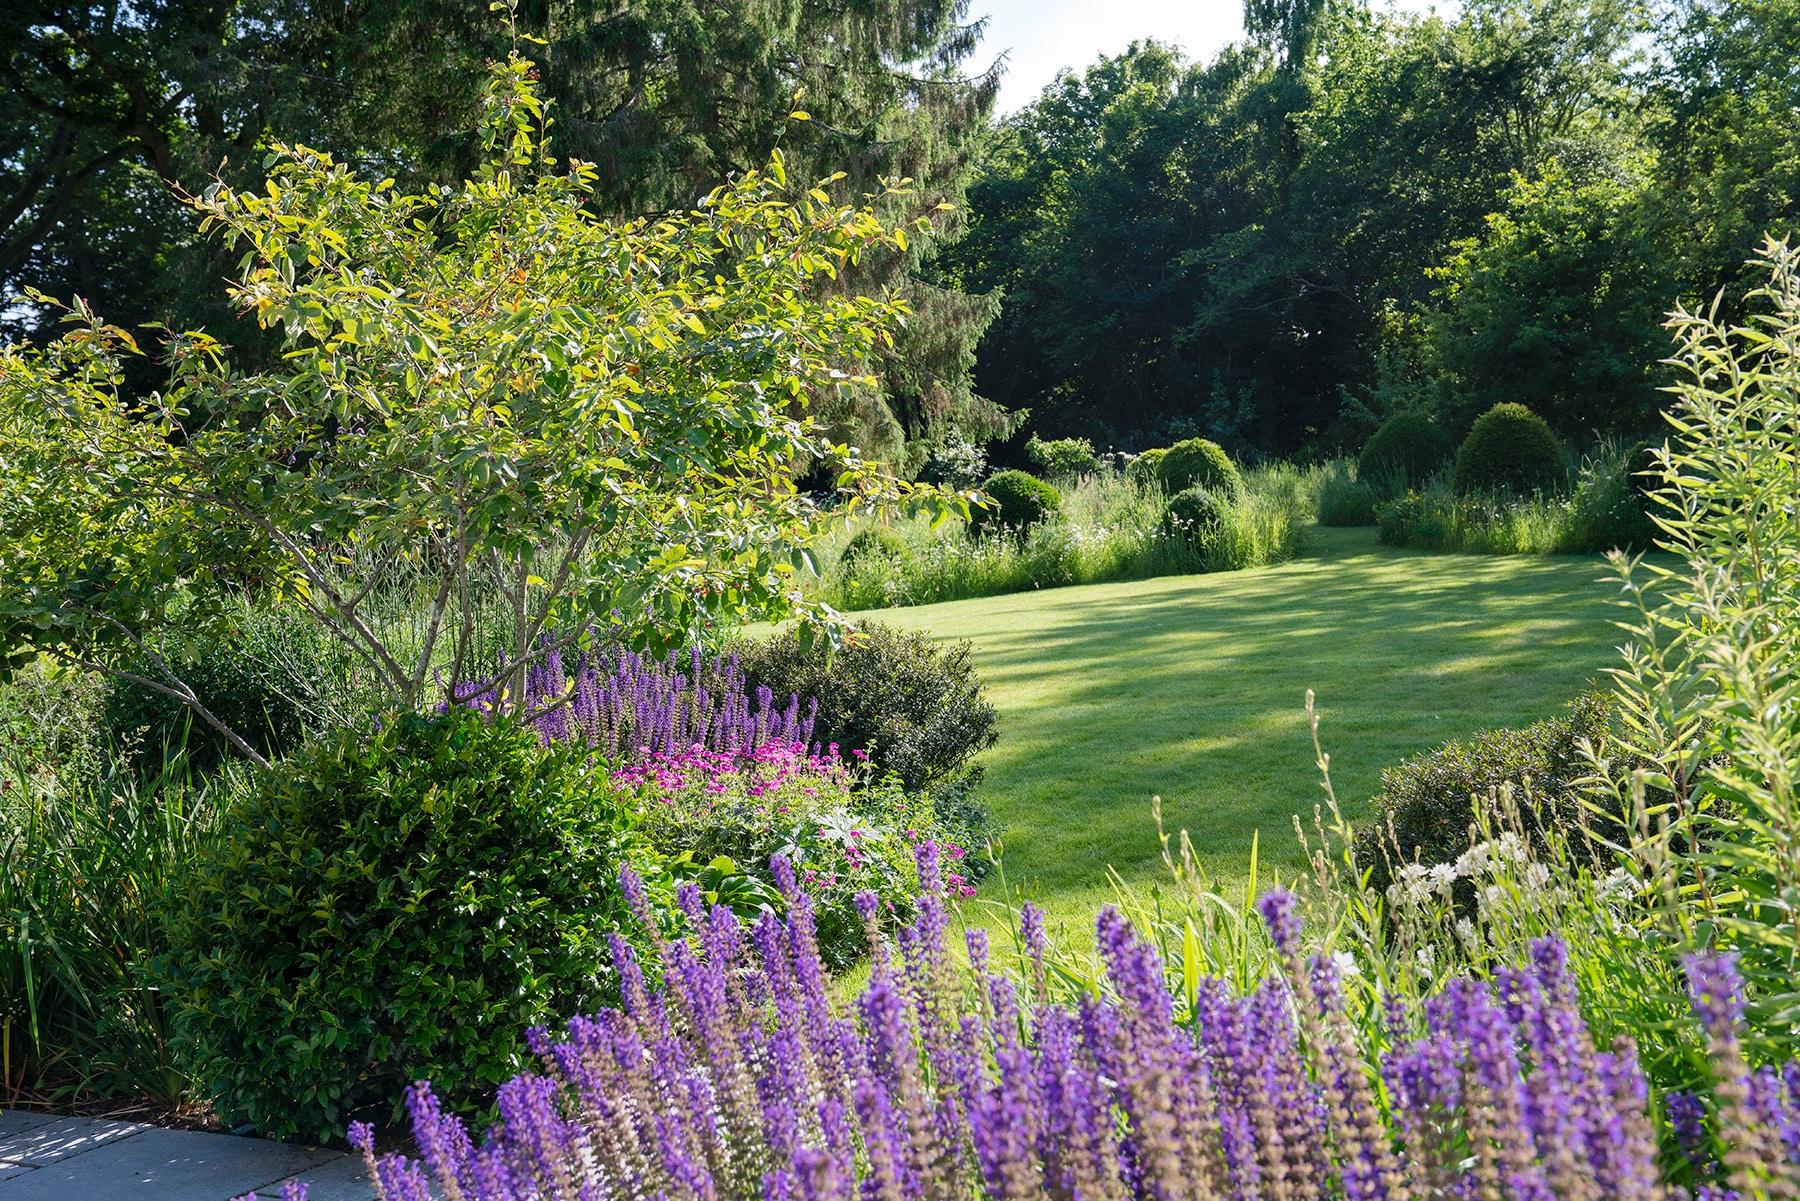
[
  {"xmin": 1524, "ymin": 863, "xmax": 1551, "ymax": 892},
  {"xmin": 1428, "ymin": 862, "xmax": 1458, "ymax": 895},
  {"xmin": 1333, "ymin": 951, "xmax": 1361, "ymax": 979},
  {"xmin": 1414, "ymin": 945, "xmax": 1437, "ymax": 971},
  {"xmin": 1455, "ymin": 918, "xmax": 1480, "ymax": 950}
]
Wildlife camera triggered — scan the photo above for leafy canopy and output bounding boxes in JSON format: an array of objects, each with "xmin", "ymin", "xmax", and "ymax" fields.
[{"xmin": 0, "ymin": 49, "xmax": 962, "ymax": 768}]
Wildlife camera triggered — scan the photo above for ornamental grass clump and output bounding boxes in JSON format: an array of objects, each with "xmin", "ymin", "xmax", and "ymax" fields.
[{"xmin": 267, "ymin": 844, "xmax": 1793, "ymax": 1201}]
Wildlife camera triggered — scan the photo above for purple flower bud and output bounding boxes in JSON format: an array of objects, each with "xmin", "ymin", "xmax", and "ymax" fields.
[
  {"xmin": 1256, "ymin": 888, "xmax": 1301, "ymax": 959},
  {"xmin": 1684, "ymin": 951, "xmax": 1746, "ymax": 1035}
]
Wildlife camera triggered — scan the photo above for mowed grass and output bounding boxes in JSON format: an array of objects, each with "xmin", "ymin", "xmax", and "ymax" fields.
[{"xmin": 863, "ymin": 526, "xmax": 1630, "ymax": 939}]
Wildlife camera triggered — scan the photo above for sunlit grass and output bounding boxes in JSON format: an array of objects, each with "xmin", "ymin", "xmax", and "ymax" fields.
[{"xmin": 858, "ymin": 526, "xmax": 1628, "ymax": 948}]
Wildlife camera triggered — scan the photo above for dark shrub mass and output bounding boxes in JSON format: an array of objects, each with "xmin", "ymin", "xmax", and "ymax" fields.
[
  {"xmin": 1452, "ymin": 402, "xmax": 1565, "ymax": 493},
  {"xmin": 1165, "ymin": 485, "xmax": 1226, "ymax": 534},
  {"xmin": 1358, "ymin": 411, "xmax": 1453, "ymax": 483},
  {"xmin": 160, "ymin": 708, "xmax": 651, "ymax": 1143},
  {"xmin": 739, "ymin": 621, "xmax": 999, "ymax": 795},
  {"xmin": 1354, "ymin": 691, "xmax": 1614, "ymax": 901},
  {"xmin": 839, "ymin": 527, "xmax": 910, "ymax": 567}
]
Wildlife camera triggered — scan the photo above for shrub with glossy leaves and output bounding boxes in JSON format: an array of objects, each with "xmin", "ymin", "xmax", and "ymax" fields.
[
  {"xmin": 738, "ymin": 621, "xmax": 998, "ymax": 794},
  {"xmin": 1452, "ymin": 402, "xmax": 1566, "ymax": 493},
  {"xmin": 975, "ymin": 469, "xmax": 1061, "ymax": 532},
  {"xmin": 1357, "ymin": 410, "xmax": 1452, "ymax": 483},
  {"xmin": 159, "ymin": 707, "xmax": 655, "ymax": 1143},
  {"xmin": 1157, "ymin": 437, "xmax": 1243, "ymax": 496}
]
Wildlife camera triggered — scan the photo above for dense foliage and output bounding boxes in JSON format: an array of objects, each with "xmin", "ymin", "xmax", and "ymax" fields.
[
  {"xmin": 1357, "ymin": 411, "xmax": 1452, "ymax": 483},
  {"xmin": 739, "ymin": 622, "xmax": 999, "ymax": 796},
  {"xmin": 819, "ymin": 466, "xmax": 1315, "ymax": 608},
  {"xmin": 1157, "ymin": 437, "xmax": 1242, "ymax": 497},
  {"xmin": 0, "ymin": 0, "xmax": 1006, "ymax": 464},
  {"xmin": 624, "ymin": 741, "xmax": 991, "ymax": 967},
  {"xmin": 158, "ymin": 708, "xmax": 654, "ymax": 1142},
  {"xmin": 1451, "ymin": 403, "xmax": 1566, "ymax": 494},
  {"xmin": 0, "ymin": 759, "xmax": 215, "ymax": 1103},
  {"xmin": 1355, "ymin": 691, "xmax": 1614, "ymax": 899},
  {"xmin": 1165, "ymin": 485, "xmax": 1226, "ymax": 534},
  {"xmin": 1025, "ymin": 435, "xmax": 1101, "ymax": 478},
  {"xmin": 975, "ymin": 469, "xmax": 1062, "ymax": 532},
  {"xmin": 945, "ymin": 0, "xmax": 1797, "ymax": 461},
  {"xmin": 0, "ymin": 55, "xmax": 960, "ymax": 767}
]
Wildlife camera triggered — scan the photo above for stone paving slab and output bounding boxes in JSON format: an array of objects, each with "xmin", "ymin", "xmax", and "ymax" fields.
[
  {"xmin": 0, "ymin": 1115, "xmax": 147, "ymax": 1166},
  {"xmin": 0, "ymin": 1113, "xmax": 376, "ymax": 1201}
]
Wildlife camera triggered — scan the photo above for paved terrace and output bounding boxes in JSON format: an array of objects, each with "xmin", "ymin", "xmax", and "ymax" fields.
[{"xmin": 0, "ymin": 1112, "xmax": 374, "ymax": 1200}]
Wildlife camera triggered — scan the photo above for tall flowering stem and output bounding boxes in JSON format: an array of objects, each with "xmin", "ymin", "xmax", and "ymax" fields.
[
  {"xmin": 254, "ymin": 856, "xmax": 1800, "ymax": 1201},
  {"xmin": 450, "ymin": 643, "xmax": 817, "ymax": 763}
]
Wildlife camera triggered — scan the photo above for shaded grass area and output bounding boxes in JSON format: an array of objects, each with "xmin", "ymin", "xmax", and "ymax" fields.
[{"xmin": 861, "ymin": 526, "xmax": 1628, "ymax": 938}]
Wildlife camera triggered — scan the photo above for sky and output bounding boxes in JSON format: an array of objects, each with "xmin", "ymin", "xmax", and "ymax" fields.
[{"xmin": 972, "ymin": 0, "xmax": 1451, "ymax": 113}]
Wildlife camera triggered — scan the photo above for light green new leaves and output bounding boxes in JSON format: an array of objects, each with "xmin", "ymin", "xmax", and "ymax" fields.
[{"xmin": 0, "ymin": 49, "xmax": 969, "ymax": 766}]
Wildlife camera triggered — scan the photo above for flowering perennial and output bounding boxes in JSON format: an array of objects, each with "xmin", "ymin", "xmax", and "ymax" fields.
[
  {"xmin": 452, "ymin": 646, "xmax": 817, "ymax": 762},
  {"xmin": 256, "ymin": 847, "xmax": 1786, "ymax": 1201}
]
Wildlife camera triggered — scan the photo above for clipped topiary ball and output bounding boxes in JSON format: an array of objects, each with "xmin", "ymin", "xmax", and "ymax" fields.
[
  {"xmin": 1164, "ymin": 485, "xmax": 1226, "ymax": 535},
  {"xmin": 159, "ymin": 707, "xmax": 656, "ymax": 1143},
  {"xmin": 839, "ymin": 527, "xmax": 909, "ymax": 568},
  {"xmin": 1357, "ymin": 411, "xmax": 1453, "ymax": 484},
  {"xmin": 1126, "ymin": 447, "xmax": 1169, "ymax": 484},
  {"xmin": 976, "ymin": 469, "xmax": 1061, "ymax": 532},
  {"xmin": 1157, "ymin": 438, "xmax": 1242, "ymax": 497},
  {"xmin": 1451, "ymin": 403, "xmax": 1566, "ymax": 494}
]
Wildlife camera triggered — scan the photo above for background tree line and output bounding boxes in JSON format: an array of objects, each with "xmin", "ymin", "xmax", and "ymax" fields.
[
  {"xmin": 3, "ymin": 0, "xmax": 1797, "ymax": 469},
  {"xmin": 938, "ymin": 0, "xmax": 1800, "ymax": 462}
]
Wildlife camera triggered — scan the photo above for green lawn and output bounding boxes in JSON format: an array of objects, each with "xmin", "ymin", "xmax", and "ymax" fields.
[{"xmin": 865, "ymin": 526, "xmax": 1630, "ymax": 936}]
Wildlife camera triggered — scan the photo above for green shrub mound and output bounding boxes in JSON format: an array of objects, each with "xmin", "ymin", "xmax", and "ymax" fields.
[
  {"xmin": 1164, "ymin": 486, "xmax": 1226, "ymax": 535},
  {"xmin": 1317, "ymin": 465, "xmax": 1379, "ymax": 527},
  {"xmin": 1126, "ymin": 447, "xmax": 1168, "ymax": 484},
  {"xmin": 740, "ymin": 622, "xmax": 999, "ymax": 795},
  {"xmin": 1358, "ymin": 411, "xmax": 1452, "ymax": 484},
  {"xmin": 840, "ymin": 527, "xmax": 910, "ymax": 568},
  {"xmin": 976, "ymin": 469, "xmax": 1061, "ymax": 532},
  {"xmin": 1451, "ymin": 403, "xmax": 1566, "ymax": 494},
  {"xmin": 1157, "ymin": 438, "xmax": 1242, "ymax": 497},
  {"xmin": 160, "ymin": 708, "xmax": 651, "ymax": 1142},
  {"xmin": 1354, "ymin": 691, "xmax": 1618, "ymax": 901}
]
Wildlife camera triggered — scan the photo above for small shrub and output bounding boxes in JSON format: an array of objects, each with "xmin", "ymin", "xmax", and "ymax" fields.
[
  {"xmin": 1357, "ymin": 411, "xmax": 1453, "ymax": 483},
  {"xmin": 1354, "ymin": 691, "xmax": 1615, "ymax": 900},
  {"xmin": 1025, "ymin": 435, "xmax": 1100, "ymax": 478},
  {"xmin": 739, "ymin": 622, "xmax": 999, "ymax": 794},
  {"xmin": 1557, "ymin": 441, "xmax": 1660, "ymax": 553},
  {"xmin": 976, "ymin": 469, "xmax": 1062, "ymax": 532},
  {"xmin": 840, "ymin": 527, "xmax": 911, "ymax": 568},
  {"xmin": 1451, "ymin": 402, "xmax": 1566, "ymax": 494},
  {"xmin": 1164, "ymin": 485, "xmax": 1225, "ymax": 534},
  {"xmin": 160, "ymin": 707, "xmax": 655, "ymax": 1142},
  {"xmin": 1157, "ymin": 438, "xmax": 1243, "ymax": 497},
  {"xmin": 1126, "ymin": 447, "xmax": 1168, "ymax": 484},
  {"xmin": 1316, "ymin": 463, "xmax": 1380, "ymax": 527}
]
